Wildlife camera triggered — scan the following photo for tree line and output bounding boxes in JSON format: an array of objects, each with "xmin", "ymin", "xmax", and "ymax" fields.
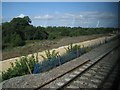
[{"xmin": 2, "ymin": 16, "xmax": 117, "ymax": 49}]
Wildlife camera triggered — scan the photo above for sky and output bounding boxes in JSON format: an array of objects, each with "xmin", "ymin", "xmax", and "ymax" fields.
[
  {"xmin": 2, "ymin": 0, "xmax": 120, "ymax": 2},
  {"xmin": 2, "ymin": 2, "xmax": 119, "ymax": 28}
]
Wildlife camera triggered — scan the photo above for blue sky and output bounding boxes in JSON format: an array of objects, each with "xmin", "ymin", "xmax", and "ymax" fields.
[{"xmin": 2, "ymin": 2, "xmax": 118, "ymax": 27}]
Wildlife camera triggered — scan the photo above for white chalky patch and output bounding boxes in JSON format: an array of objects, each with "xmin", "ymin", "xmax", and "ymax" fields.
[
  {"xmin": 69, "ymin": 74, "xmax": 76, "ymax": 77},
  {"xmin": 67, "ymin": 85, "xmax": 79, "ymax": 88},
  {"xmin": 91, "ymin": 79, "xmax": 101, "ymax": 83},
  {"xmin": 80, "ymin": 76, "xmax": 89, "ymax": 80},
  {"xmin": 79, "ymin": 68, "xmax": 84, "ymax": 71},
  {"xmin": 82, "ymin": 65, "xmax": 88, "ymax": 69},
  {"xmin": 89, "ymin": 61, "xmax": 95, "ymax": 64},
  {"xmin": 83, "ymin": 73, "xmax": 92, "ymax": 77},
  {"xmin": 91, "ymin": 68, "xmax": 97, "ymax": 71},
  {"xmin": 88, "ymin": 83, "xmax": 98, "ymax": 88},
  {"xmin": 74, "ymin": 80, "xmax": 82, "ymax": 84},
  {"xmin": 50, "ymin": 86, "xmax": 56, "ymax": 88},
  {"xmin": 74, "ymin": 81, "xmax": 88, "ymax": 85},
  {"xmin": 74, "ymin": 71, "xmax": 80, "ymax": 74},
  {"xmin": 88, "ymin": 70, "xmax": 96, "ymax": 74},
  {"xmin": 64, "ymin": 78, "xmax": 71, "ymax": 81},
  {"xmin": 74, "ymin": 80, "xmax": 87, "ymax": 85},
  {"xmin": 85, "ymin": 63, "xmax": 91, "ymax": 66},
  {"xmin": 95, "ymin": 75, "xmax": 104, "ymax": 80},
  {"xmin": 57, "ymin": 82, "xmax": 64, "ymax": 86}
]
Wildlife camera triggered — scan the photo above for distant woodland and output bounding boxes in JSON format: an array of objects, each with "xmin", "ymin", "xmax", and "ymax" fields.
[{"xmin": 2, "ymin": 16, "xmax": 117, "ymax": 49}]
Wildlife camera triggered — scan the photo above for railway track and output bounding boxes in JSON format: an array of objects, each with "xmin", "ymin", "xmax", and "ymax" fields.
[
  {"xmin": 35, "ymin": 42, "xmax": 120, "ymax": 89},
  {"xmin": 2, "ymin": 36, "xmax": 120, "ymax": 89}
]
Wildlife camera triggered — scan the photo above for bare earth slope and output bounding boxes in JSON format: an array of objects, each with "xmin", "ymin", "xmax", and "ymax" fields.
[{"xmin": 2, "ymin": 34, "xmax": 106, "ymax": 60}]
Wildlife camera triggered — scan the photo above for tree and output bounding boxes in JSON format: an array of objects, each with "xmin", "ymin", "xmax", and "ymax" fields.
[
  {"xmin": 10, "ymin": 16, "xmax": 31, "ymax": 31},
  {"xmin": 10, "ymin": 33, "xmax": 25, "ymax": 46},
  {"xmin": 24, "ymin": 25, "xmax": 35, "ymax": 40},
  {"xmin": 23, "ymin": 16, "xmax": 32, "ymax": 24}
]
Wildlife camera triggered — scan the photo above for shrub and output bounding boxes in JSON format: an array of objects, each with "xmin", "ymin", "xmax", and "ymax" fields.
[
  {"xmin": 2, "ymin": 54, "xmax": 38, "ymax": 81},
  {"xmin": 84, "ymin": 46, "xmax": 92, "ymax": 53},
  {"xmin": 65, "ymin": 44, "xmax": 92, "ymax": 56},
  {"xmin": 41, "ymin": 50, "xmax": 59, "ymax": 60},
  {"xmin": 1, "ymin": 43, "xmax": 95, "ymax": 80},
  {"xmin": 65, "ymin": 43, "xmax": 81, "ymax": 55},
  {"xmin": 33, "ymin": 50, "xmax": 60, "ymax": 73},
  {"xmin": 48, "ymin": 33, "xmax": 56, "ymax": 40}
]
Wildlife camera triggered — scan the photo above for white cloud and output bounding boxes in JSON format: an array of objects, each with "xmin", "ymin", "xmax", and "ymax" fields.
[
  {"xmin": 17, "ymin": 14, "xmax": 25, "ymax": 18},
  {"xmin": 61, "ymin": 13, "xmax": 83, "ymax": 20},
  {"xmin": 32, "ymin": 11, "xmax": 117, "ymax": 27},
  {"xmin": 79, "ymin": 15, "xmax": 83, "ymax": 18},
  {"xmin": 60, "ymin": 11, "xmax": 117, "ymax": 20},
  {"xmin": 78, "ymin": 11, "xmax": 117, "ymax": 20},
  {"xmin": 33, "ymin": 11, "xmax": 116, "ymax": 21},
  {"xmin": 34, "ymin": 14, "xmax": 53, "ymax": 20}
]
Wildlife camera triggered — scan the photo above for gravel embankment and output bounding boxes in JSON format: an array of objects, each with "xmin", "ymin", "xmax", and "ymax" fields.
[{"xmin": 1, "ymin": 37, "xmax": 119, "ymax": 88}]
